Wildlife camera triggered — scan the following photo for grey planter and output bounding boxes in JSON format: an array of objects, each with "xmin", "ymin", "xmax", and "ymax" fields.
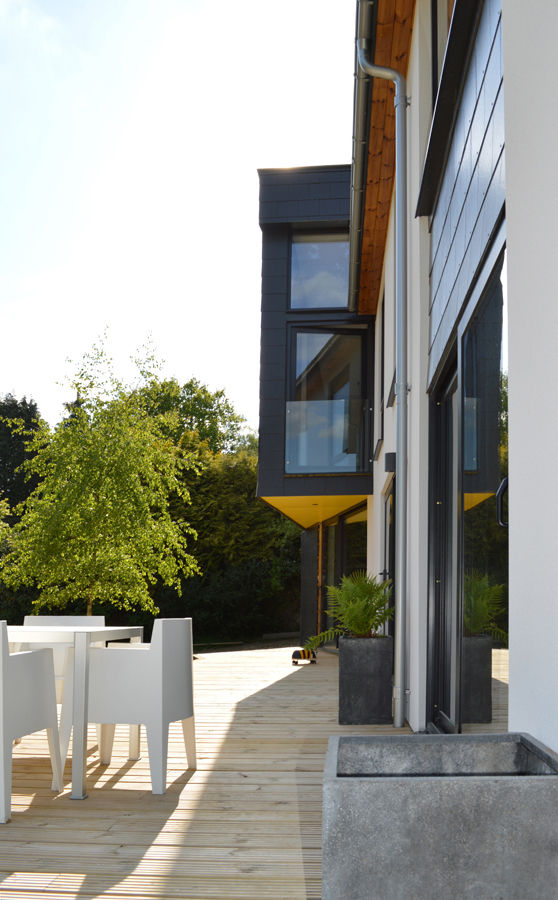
[
  {"xmin": 461, "ymin": 634, "xmax": 492, "ymax": 722},
  {"xmin": 322, "ymin": 732, "xmax": 558, "ymax": 900},
  {"xmin": 338, "ymin": 635, "xmax": 393, "ymax": 725}
]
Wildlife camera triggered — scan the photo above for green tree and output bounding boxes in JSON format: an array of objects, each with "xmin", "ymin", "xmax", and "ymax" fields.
[
  {"xmin": 0, "ymin": 346, "xmax": 200, "ymax": 616},
  {"xmin": 162, "ymin": 445, "xmax": 301, "ymax": 642},
  {"xmin": 0, "ymin": 394, "xmax": 41, "ymax": 521},
  {"xmin": 136, "ymin": 377, "xmax": 245, "ymax": 453}
]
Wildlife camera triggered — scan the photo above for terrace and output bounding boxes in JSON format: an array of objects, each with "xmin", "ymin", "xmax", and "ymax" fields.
[{"xmin": 0, "ymin": 643, "xmax": 507, "ymax": 899}]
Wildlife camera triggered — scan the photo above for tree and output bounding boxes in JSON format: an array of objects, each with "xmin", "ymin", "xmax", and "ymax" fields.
[
  {"xmin": 159, "ymin": 443, "xmax": 302, "ymax": 642},
  {"xmin": 0, "ymin": 346, "xmax": 200, "ymax": 616},
  {"xmin": 0, "ymin": 394, "xmax": 41, "ymax": 520},
  {"xmin": 136, "ymin": 377, "xmax": 245, "ymax": 453}
]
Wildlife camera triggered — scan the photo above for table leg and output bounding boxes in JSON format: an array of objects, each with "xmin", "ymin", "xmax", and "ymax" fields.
[{"xmin": 71, "ymin": 632, "xmax": 89, "ymax": 799}]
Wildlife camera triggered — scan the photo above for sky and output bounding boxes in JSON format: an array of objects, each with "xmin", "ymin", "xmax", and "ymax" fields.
[{"xmin": 0, "ymin": 0, "xmax": 356, "ymax": 431}]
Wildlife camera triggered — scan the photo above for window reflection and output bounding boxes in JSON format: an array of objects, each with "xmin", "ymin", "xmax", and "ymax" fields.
[
  {"xmin": 286, "ymin": 330, "xmax": 365, "ymax": 473},
  {"xmin": 290, "ymin": 234, "xmax": 349, "ymax": 309}
]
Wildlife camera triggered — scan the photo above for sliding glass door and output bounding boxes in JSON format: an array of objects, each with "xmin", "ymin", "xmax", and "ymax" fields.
[
  {"xmin": 429, "ymin": 250, "xmax": 508, "ymax": 731},
  {"xmin": 460, "ymin": 254, "xmax": 508, "ymax": 727}
]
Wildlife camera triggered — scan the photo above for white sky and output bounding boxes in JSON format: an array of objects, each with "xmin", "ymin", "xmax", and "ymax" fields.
[{"xmin": 0, "ymin": 0, "xmax": 355, "ymax": 430}]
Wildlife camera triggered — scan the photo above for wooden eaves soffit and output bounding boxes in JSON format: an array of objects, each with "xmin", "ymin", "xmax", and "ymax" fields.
[{"xmin": 358, "ymin": 0, "xmax": 415, "ymax": 316}]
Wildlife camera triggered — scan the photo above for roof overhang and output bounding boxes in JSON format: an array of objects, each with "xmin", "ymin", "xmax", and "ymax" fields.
[{"xmin": 260, "ymin": 494, "xmax": 368, "ymax": 529}]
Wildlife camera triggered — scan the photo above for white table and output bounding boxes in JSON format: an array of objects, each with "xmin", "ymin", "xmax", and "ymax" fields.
[{"xmin": 7, "ymin": 624, "xmax": 143, "ymax": 799}]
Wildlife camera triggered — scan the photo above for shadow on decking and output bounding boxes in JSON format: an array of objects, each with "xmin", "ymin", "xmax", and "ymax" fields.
[
  {"xmin": 0, "ymin": 645, "xmax": 510, "ymax": 898},
  {"xmin": 0, "ymin": 648, "xmax": 335, "ymax": 898}
]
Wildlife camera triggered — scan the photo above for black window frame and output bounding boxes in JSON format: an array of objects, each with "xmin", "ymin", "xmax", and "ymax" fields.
[
  {"xmin": 288, "ymin": 228, "xmax": 350, "ymax": 312},
  {"xmin": 285, "ymin": 318, "xmax": 374, "ymax": 476}
]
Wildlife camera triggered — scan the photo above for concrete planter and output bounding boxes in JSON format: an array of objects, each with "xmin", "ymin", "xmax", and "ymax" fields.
[
  {"xmin": 461, "ymin": 634, "xmax": 492, "ymax": 722},
  {"xmin": 323, "ymin": 732, "xmax": 558, "ymax": 900},
  {"xmin": 338, "ymin": 635, "xmax": 393, "ymax": 725}
]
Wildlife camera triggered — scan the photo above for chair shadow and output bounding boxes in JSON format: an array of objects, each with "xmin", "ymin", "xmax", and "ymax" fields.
[
  {"xmin": 0, "ymin": 736, "xmax": 193, "ymax": 899},
  {"xmin": 0, "ymin": 651, "xmax": 329, "ymax": 899}
]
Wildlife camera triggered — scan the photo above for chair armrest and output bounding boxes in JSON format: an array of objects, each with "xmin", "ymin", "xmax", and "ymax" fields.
[{"xmin": 106, "ymin": 642, "xmax": 149, "ymax": 649}]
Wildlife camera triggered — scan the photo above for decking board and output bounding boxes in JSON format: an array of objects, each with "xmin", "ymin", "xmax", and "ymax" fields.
[{"xmin": 0, "ymin": 644, "xmax": 433, "ymax": 898}]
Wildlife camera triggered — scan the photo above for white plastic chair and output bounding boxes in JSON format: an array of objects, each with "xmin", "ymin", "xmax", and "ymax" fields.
[
  {"xmin": 0, "ymin": 621, "xmax": 63, "ymax": 823},
  {"xmin": 22, "ymin": 615, "xmax": 105, "ymax": 703},
  {"xmin": 60, "ymin": 618, "xmax": 196, "ymax": 794}
]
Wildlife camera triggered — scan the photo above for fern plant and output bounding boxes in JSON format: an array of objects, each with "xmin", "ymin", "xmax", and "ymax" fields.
[
  {"xmin": 463, "ymin": 571, "xmax": 507, "ymax": 644},
  {"xmin": 305, "ymin": 570, "xmax": 393, "ymax": 651}
]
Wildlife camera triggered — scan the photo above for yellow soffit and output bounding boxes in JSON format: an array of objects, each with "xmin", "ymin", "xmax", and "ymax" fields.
[
  {"xmin": 463, "ymin": 492, "xmax": 494, "ymax": 512},
  {"xmin": 261, "ymin": 495, "xmax": 368, "ymax": 529}
]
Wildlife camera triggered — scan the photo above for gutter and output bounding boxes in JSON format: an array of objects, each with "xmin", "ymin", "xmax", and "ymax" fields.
[{"xmin": 350, "ymin": 0, "xmax": 409, "ymax": 728}]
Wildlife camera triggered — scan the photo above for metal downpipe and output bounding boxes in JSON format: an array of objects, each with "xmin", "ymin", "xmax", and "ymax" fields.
[{"xmin": 356, "ymin": 39, "xmax": 408, "ymax": 728}]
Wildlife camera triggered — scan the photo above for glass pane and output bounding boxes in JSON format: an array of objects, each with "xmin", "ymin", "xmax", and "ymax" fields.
[
  {"xmin": 290, "ymin": 235, "xmax": 349, "ymax": 309},
  {"xmin": 461, "ymin": 254, "xmax": 508, "ymax": 728},
  {"xmin": 286, "ymin": 331, "xmax": 364, "ymax": 473}
]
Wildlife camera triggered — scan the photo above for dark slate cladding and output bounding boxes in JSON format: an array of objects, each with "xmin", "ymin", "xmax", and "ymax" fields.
[
  {"xmin": 427, "ymin": 0, "xmax": 504, "ymax": 385},
  {"xmin": 257, "ymin": 165, "xmax": 373, "ymax": 500},
  {"xmin": 259, "ymin": 165, "xmax": 351, "ymax": 226}
]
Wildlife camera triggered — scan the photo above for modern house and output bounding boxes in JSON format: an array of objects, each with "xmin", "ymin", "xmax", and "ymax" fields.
[{"xmin": 257, "ymin": 0, "xmax": 558, "ymax": 754}]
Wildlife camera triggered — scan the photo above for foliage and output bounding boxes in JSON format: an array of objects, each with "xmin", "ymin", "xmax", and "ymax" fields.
[
  {"xmin": 0, "ymin": 499, "xmax": 10, "ymax": 556},
  {"xmin": 0, "ymin": 344, "xmax": 200, "ymax": 616},
  {"xmin": 0, "ymin": 394, "xmax": 41, "ymax": 521},
  {"xmin": 152, "ymin": 444, "xmax": 301, "ymax": 642},
  {"xmin": 135, "ymin": 377, "xmax": 245, "ymax": 453},
  {"xmin": 463, "ymin": 571, "xmax": 507, "ymax": 643},
  {"xmin": 305, "ymin": 571, "xmax": 393, "ymax": 651},
  {"xmin": 0, "ymin": 346, "xmax": 299, "ymax": 641},
  {"xmin": 185, "ymin": 446, "xmax": 294, "ymax": 571}
]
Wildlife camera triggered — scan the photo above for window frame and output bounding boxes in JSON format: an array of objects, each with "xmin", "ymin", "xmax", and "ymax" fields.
[
  {"xmin": 285, "ymin": 320, "xmax": 373, "ymax": 476},
  {"xmin": 289, "ymin": 230, "xmax": 350, "ymax": 312}
]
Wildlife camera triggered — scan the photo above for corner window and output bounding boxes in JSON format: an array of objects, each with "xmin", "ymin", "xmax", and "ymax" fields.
[
  {"xmin": 285, "ymin": 328, "xmax": 366, "ymax": 474},
  {"xmin": 290, "ymin": 234, "xmax": 349, "ymax": 309}
]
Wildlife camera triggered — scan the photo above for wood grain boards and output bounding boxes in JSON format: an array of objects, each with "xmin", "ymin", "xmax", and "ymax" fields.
[
  {"xmin": 2, "ymin": 645, "xmax": 409, "ymax": 899},
  {"xmin": 358, "ymin": 0, "xmax": 415, "ymax": 316}
]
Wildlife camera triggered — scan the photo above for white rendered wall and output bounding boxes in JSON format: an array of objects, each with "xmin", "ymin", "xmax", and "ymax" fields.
[
  {"xmin": 503, "ymin": 0, "xmax": 558, "ymax": 752},
  {"xmin": 404, "ymin": 0, "xmax": 432, "ymax": 732},
  {"xmin": 366, "ymin": 0, "xmax": 432, "ymax": 732}
]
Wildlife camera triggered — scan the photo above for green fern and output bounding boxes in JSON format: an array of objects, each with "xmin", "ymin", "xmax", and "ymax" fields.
[
  {"xmin": 305, "ymin": 571, "xmax": 393, "ymax": 651},
  {"xmin": 464, "ymin": 571, "xmax": 507, "ymax": 644}
]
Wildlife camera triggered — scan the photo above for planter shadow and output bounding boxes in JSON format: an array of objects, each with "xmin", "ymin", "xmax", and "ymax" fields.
[{"xmin": 323, "ymin": 732, "xmax": 558, "ymax": 900}]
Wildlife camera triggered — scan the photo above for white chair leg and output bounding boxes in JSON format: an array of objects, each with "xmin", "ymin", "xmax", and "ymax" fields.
[
  {"xmin": 181, "ymin": 716, "xmax": 197, "ymax": 770},
  {"xmin": 146, "ymin": 724, "xmax": 168, "ymax": 794},
  {"xmin": 0, "ymin": 735, "xmax": 12, "ymax": 823},
  {"xmin": 128, "ymin": 725, "xmax": 141, "ymax": 761},
  {"xmin": 99, "ymin": 724, "xmax": 115, "ymax": 765},
  {"xmin": 58, "ymin": 691, "xmax": 73, "ymax": 779},
  {"xmin": 46, "ymin": 726, "xmax": 63, "ymax": 793}
]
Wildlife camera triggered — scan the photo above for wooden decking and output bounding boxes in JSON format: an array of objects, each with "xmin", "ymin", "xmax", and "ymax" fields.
[{"xmin": 1, "ymin": 645, "xmax": 408, "ymax": 900}]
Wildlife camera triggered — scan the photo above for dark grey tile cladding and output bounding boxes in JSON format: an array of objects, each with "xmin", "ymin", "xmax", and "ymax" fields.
[
  {"xmin": 261, "ymin": 258, "xmax": 288, "ymax": 278},
  {"xmin": 258, "ymin": 414, "xmax": 283, "ymax": 436},
  {"xmin": 260, "ymin": 293, "xmax": 287, "ymax": 313},
  {"xmin": 260, "ymin": 328, "xmax": 285, "ymax": 348},
  {"xmin": 258, "ymin": 164, "xmax": 374, "ymax": 501},
  {"xmin": 259, "ymin": 380, "xmax": 285, "ymax": 402},
  {"xmin": 261, "ymin": 275, "xmax": 288, "ymax": 295},
  {"xmin": 259, "ymin": 310, "xmax": 287, "ymax": 330},
  {"xmin": 259, "ymin": 165, "xmax": 350, "ymax": 225},
  {"xmin": 258, "ymin": 344, "xmax": 285, "ymax": 366},
  {"xmin": 259, "ymin": 361, "xmax": 286, "ymax": 383}
]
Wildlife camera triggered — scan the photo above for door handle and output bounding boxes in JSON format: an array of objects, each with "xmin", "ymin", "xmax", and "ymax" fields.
[{"xmin": 496, "ymin": 476, "xmax": 508, "ymax": 528}]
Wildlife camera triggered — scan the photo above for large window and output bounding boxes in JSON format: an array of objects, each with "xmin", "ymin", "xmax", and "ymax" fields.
[
  {"xmin": 285, "ymin": 328, "xmax": 366, "ymax": 474},
  {"xmin": 290, "ymin": 234, "xmax": 349, "ymax": 309}
]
